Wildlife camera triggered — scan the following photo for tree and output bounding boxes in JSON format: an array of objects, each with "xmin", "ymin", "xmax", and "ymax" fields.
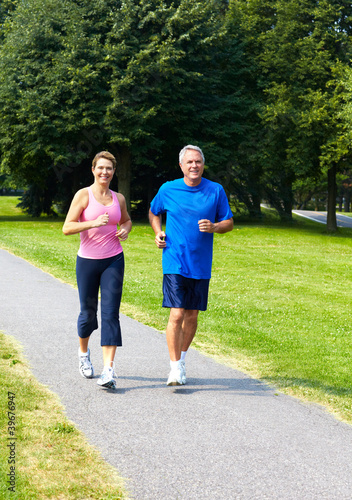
[
  {"xmin": 0, "ymin": 0, "xmax": 17, "ymax": 30},
  {"xmin": 104, "ymin": 0, "xmax": 246, "ymax": 213},
  {"xmin": 0, "ymin": 0, "xmax": 248, "ymax": 216},
  {"xmin": 230, "ymin": 0, "xmax": 352, "ymax": 229},
  {"xmin": 0, "ymin": 0, "xmax": 117, "ymax": 215}
]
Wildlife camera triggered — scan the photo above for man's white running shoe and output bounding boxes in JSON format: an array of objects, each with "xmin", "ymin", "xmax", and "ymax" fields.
[
  {"xmin": 97, "ymin": 364, "xmax": 116, "ymax": 389},
  {"xmin": 167, "ymin": 361, "xmax": 184, "ymax": 386},
  {"xmin": 78, "ymin": 348, "xmax": 94, "ymax": 379}
]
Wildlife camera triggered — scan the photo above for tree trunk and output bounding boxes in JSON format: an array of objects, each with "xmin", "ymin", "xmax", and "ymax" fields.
[
  {"xmin": 326, "ymin": 166, "xmax": 337, "ymax": 233},
  {"xmin": 344, "ymin": 191, "xmax": 351, "ymax": 213},
  {"xmin": 282, "ymin": 198, "xmax": 293, "ymax": 222},
  {"xmin": 339, "ymin": 196, "xmax": 343, "ymax": 212},
  {"xmin": 115, "ymin": 146, "xmax": 131, "ymax": 214},
  {"xmin": 250, "ymin": 193, "xmax": 262, "ymax": 217}
]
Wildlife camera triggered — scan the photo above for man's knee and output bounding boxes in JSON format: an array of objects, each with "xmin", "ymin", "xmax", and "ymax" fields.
[
  {"xmin": 168, "ymin": 308, "xmax": 185, "ymax": 326},
  {"xmin": 184, "ymin": 309, "xmax": 199, "ymax": 322}
]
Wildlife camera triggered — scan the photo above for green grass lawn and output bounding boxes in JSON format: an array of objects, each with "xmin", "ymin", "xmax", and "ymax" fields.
[
  {"xmin": 337, "ymin": 212, "xmax": 352, "ymax": 217},
  {"xmin": 1, "ymin": 196, "xmax": 352, "ymax": 427},
  {"xmin": 0, "ymin": 332, "xmax": 126, "ymax": 500}
]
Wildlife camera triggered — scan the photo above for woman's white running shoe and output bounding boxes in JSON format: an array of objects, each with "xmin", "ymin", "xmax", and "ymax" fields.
[
  {"xmin": 78, "ymin": 348, "xmax": 94, "ymax": 379},
  {"xmin": 97, "ymin": 364, "xmax": 116, "ymax": 389}
]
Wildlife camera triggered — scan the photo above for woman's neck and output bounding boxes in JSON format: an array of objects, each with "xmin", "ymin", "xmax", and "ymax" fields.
[{"xmin": 91, "ymin": 183, "xmax": 111, "ymax": 196}]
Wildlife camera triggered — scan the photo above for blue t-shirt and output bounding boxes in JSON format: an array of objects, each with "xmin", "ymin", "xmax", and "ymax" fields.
[{"xmin": 150, "ymin": 177, "xmax": 233, "ymax": 279}]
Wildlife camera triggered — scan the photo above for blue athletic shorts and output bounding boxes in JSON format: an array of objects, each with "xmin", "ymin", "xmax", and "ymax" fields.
[{"xmin": 162, "ymin": 274, "xmax": 210, "ymax": 311}]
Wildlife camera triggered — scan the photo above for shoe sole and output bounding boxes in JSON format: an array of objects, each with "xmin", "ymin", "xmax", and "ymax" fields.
[
  {"xmin": 97, "ymin": 379, "xmax": 116, "ymax": 389},
  {"xmin": 167, "ymin": 379, "xmax": 182, "ymax": 386}
]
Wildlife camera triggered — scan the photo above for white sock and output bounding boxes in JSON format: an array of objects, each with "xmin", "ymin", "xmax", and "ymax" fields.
[
  {"xmin": 79, "ymin": 350, "xmax": 88, "ymax": 356},
  {"xmin": 181, "ymin": 351, "xmax": 187, "ymax": 361},
  {"xmin": 104, "ymin": 361, "xmax": 115, "ymax": 370}
]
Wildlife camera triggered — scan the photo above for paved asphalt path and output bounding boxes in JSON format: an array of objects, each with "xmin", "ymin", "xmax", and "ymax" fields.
[
  {"xmin": 1, "ymin": 248, "xmax": 352, "ymax": 500},
  {"xmin": 293, "ymin": 210, "xmax": 352, "ymax": 228}
]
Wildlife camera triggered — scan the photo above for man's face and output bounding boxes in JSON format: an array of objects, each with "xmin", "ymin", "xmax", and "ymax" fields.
[{"xmin": 179, "ymin": 149, "xmax": 204, "ymax": 186}]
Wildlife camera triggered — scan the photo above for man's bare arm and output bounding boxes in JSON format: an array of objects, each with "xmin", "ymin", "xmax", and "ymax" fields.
[
  {"xmin": 149, "ymin": 209, "xmax": 166, "ymax": 248},
  {"xmin": 198, "ymin": 218, "xmax": 234, "ymax": 234}
]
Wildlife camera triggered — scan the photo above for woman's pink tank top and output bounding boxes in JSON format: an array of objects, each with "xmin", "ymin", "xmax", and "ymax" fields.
[{"xmin": 78, "ymin": 187, "xmax": 123, "ymax": 259}]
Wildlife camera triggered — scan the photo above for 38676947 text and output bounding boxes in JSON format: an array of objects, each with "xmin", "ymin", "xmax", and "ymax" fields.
[{"xmin": 7, "ymin": 392, "xmax": 16, "ymax": 493}]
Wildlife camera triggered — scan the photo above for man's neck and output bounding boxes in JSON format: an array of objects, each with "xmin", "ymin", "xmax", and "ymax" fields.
[{"xmin": 183, "ymin": 177, "xmax": 202, "ymax": 187}]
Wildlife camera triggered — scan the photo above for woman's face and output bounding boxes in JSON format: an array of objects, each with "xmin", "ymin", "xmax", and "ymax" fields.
[{"xmin": 92, "ymin": 158, "xmax": 115, "ymax": 186}]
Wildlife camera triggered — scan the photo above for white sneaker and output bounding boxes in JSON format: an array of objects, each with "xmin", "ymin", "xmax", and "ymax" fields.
[
  {"xmin": 97, "ymin": 363, "xmax": 116, "ymax": 389},
  {"xmin": 78, "ymin": 348, "xmax": 94, "ymax": 379},
  {"xmin": 167, "ymin": 362, "xmax": 183, "ymax": 386},
  {"xmin": 180, "ymin": 360, "xmax": 186, "ymax": 385}
]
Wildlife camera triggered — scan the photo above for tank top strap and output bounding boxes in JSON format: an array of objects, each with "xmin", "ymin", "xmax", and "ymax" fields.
[
  {"xmin": 111, "ymin": 190, "xmax": 118, "ymax": 206},
  {"xmin": 87, "ymin": 186, "xmax": 95, "ymax": 204}
]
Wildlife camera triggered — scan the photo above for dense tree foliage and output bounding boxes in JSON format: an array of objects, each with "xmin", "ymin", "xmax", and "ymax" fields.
[
  {"xmin": 0, "ymin": 0, "xmax": 247, "ymax": 216},
  {"xmin": 104, "ymin": 0, "xmax": 247, "ymax": 214},
  {"xmin": 229, "ymin": 0, "xmax": 352, "ymax": 228},
  {"xmin": 1, "ymin": 0, "xmax": 352, "ymax": 230},
  {"xmin": 0, "ymin": 0, "xmax": 16, "ymax": 29},
  {"xmin": 0, "ymin": 0, "xmax": 121, "ymax": 215}
]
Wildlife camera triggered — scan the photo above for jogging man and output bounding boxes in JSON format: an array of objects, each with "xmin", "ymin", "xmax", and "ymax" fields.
[{"xmin": 149, "ymin": 145, "xmax": 233, "ymax": 385}]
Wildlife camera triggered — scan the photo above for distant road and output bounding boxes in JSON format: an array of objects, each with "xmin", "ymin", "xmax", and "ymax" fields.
[{"xmin": 293, "ymin": 210, "xmax": 352, "ymax": 228}]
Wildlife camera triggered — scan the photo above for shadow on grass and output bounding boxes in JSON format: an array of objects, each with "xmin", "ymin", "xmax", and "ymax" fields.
[
  {"xmin": 264, "ymin": 376, "xmax": 352, "ymax": 398},
  {"xmin": 0, "ymin": 215, "xmax": 64, "ymax": 222}
]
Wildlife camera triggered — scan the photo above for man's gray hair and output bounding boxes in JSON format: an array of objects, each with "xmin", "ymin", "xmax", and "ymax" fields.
[{"xmin": 179, "ymin": 145, "xmax": 205, "ymax": 164}]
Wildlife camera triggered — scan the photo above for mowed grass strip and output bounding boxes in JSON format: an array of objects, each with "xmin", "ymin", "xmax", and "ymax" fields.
[
  {"xmin": 0, "ymin": 332, "xmax": 128, "ymax": 500},
  {"xmin": 0, "ymin": 197, "xmax": 351, "ymax": 425}
]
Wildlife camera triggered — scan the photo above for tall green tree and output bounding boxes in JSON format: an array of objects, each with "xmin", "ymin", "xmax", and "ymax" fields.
[
  {"xmin": 0, "ymin": 0, "xmax": 248, "ymax": 217},
  {"xmin": 104, "ymin": 0, "xmax": 247, "ymax": 212},
  {"xmin": 231, "ymin": 0, "xmax": 352, "ymax": 228},
  {"xmin": 0, "ymin": 0, "xmax": 17, "ymax": 29},
  {"xmin": 104, "ymin": 0, "xmax": 226, "ymax": 207},
  {"xmin": 0, "ymin": 0, "xmax": 116, "ymax": 214}
]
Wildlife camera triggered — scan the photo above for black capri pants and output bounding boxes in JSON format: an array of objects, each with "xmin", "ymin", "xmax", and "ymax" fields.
[{"xmin": 76, "ymin": 253, "xmax": 124, "ymax": 346}]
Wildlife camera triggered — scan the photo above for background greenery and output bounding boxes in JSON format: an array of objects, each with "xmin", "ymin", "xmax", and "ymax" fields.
[
  {"xmin": 1, "ymin": 197, "xmax": 351, "ymax": 425},
  {"xmin": 1, "ymin": 0, "xmax": 352, "ymax": 230}
]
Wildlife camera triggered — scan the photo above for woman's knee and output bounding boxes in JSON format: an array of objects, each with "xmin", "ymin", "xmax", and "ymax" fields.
[{"xmin": 78, "ymin": 312, "xmax": 98, "ymax": 337}]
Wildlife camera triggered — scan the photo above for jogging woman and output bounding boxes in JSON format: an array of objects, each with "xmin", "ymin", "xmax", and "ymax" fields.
[{"xmin": 63, "ymin": 151, "xmax": 132, "ymax": 389}]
